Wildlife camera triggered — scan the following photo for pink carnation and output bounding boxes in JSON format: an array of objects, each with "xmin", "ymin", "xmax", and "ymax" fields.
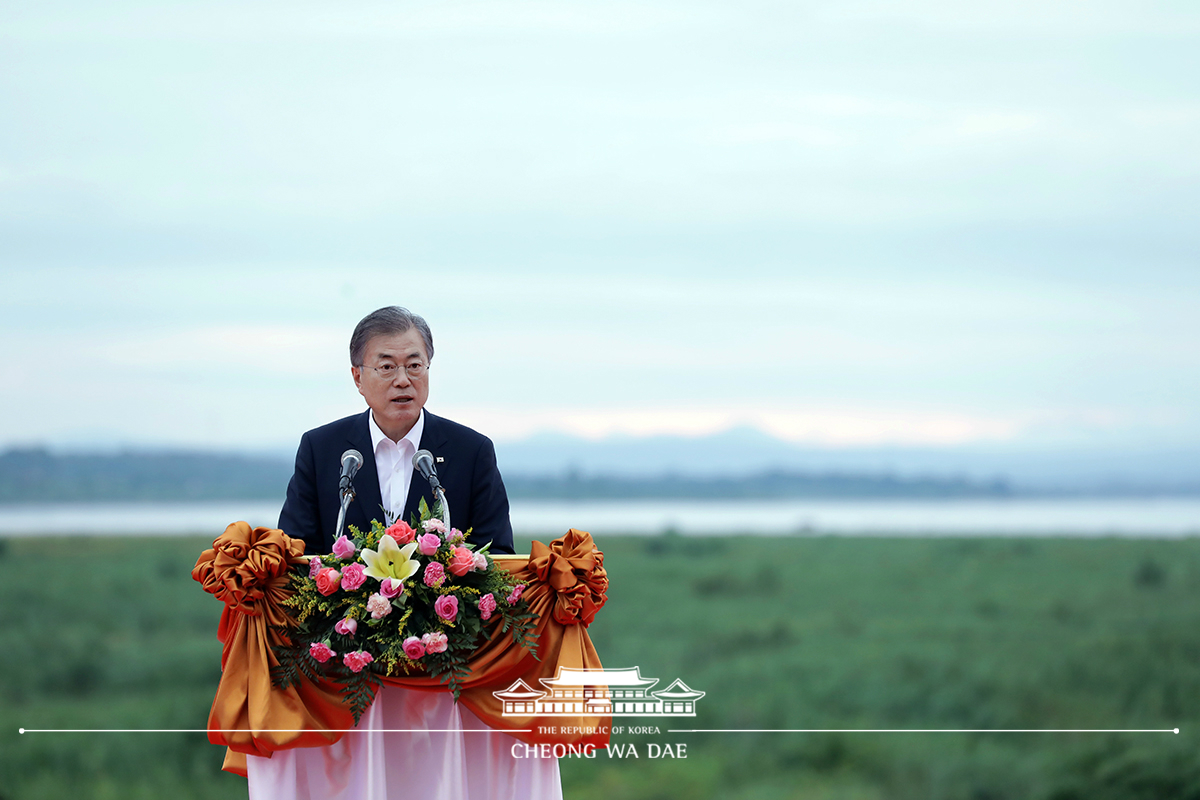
[
  {"xmin": 402, "ymin": 636, "xmax": 426, "ymax": 659},
  {"xmin": 340, "ymin": 562, "xmax": 367, "ymax": 591},
  {"xmin": 423, "ymin": 518, "xmax": 447, "ymax": 534},
  {"xmin": 331, "ymin": 534, "xmax": 356, "ymax": 560},
  {"xmin": 380, "ymin": 577, "xmax": 404, "ymax": 599},
  {"xmin": 472, "ymin": 551, "xmax": 488, "ymax": 572},
  {"xmin": 446, "ymin": 528, "xmax": 466, "ymax": 545},
  {"xmin": 434, "ymin": 594, "xmax": 459, "ymax": 622},
  {"xmin": 366, "ymin": 592, "xmax": 392, "ymax": 619},
  {"xmin": 478, "ymin": 593, "xmax": 497, "ymax": 621},
  {"xmin": 334, "ymin": 617, "xmax": 358, "ymax": 636},
  {"xmin": 315, "ymin": 567, "xmax": 342, "ymax": 596},
  {"xmin": 309, "ymin": 642, "xmax": 336, "ymax": 663},
  {"xmin": 447, "ymin": 546, "xmax": 475, "ymax": 577},
  {"xmin": 421, "ymin": 631, "xmax": 449, "ymax": 654},
  {"xmin": 385, "ymin": 521, "xmax": 416, "ymax": 545},
  {"xmin": 424, "ymin": 561, "xmax": 446, "ymax": 588},
  {"xmin": 417, "ymin": 532, "xmax": 442, "ymax": 556},
  {"xmin": 506, "ymin": 584, "xmax": 525, "ymax": 605},
  {"xmin": 343, "ymin": 650, "xmax": 374, "ymax": 673},
  {"xmin": 308, "ymin": 558, "xmax": 323, "ymax": 579}
]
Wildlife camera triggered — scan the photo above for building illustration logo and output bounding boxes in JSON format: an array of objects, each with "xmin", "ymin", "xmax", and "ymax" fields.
[{"xmin": 493, "ymin": 666, "xmax": 706, "ymax": 717}]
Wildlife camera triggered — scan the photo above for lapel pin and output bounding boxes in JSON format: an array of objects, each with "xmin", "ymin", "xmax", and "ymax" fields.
[{"xmin": 436, "ymin": 456, "xmax": 445, "ymax": 463}]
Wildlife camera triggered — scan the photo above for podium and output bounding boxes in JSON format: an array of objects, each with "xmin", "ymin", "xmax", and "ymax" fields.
[{"xmin": 193, "ymin": 523, "xmax": 611, "ymax": 776}]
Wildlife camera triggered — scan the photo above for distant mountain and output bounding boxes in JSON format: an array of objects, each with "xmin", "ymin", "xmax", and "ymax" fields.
[
  {"xmin": 493, "ymin": 427, "xmax": 1200, "ymax": 494},
  {"xmin": 497, "ymin": 427, "xmax": 808, "ymax": 476},
  {"xmin": 0, "ymin": 447, "xmax": 293, "ymax": 504},
  {"xmin": 504, "ymin": 470, "xmax": 1013, "ymax": 501},
  {"xmin": 2, "ymin": 428, "xmax": 1198, "ymax": 504}
]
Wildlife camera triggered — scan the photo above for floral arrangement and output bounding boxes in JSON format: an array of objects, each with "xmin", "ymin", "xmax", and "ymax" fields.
[{"xmin": 270, "ymin": 500, "xmax": 538, "ymax": 721}]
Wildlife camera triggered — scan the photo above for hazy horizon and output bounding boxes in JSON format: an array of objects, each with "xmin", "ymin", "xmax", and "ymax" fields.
[{"xmin": 7, "ymin": 424, "xmax": 1200, "ymax": 492}]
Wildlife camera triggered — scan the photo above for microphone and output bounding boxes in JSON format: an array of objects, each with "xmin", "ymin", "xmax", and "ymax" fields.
[
  {"xmin": 339, "ymin": 449, "xmax": 363, "ymax": 493},
  {"xmin": 412, "ymin": 449, "xmax": 443, "ymax": 492}
]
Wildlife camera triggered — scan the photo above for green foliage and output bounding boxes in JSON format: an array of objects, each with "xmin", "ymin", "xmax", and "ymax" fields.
[
  {"xmin": 0, "ymin": 536, "xmax": 243, "ymax": 799},
  {"xmin": 555, "ymin": 534, "xmax": 1200, "ymax": 800},
  {"xmin": 3, "ymin": 533, "xmax": 1200, "ymax": 800},
  {"xmin": 410, "ymin": 495, "xmax": 437, "ymax": 529},
  {"xmin": 340, "ymin": 671, "xmax": 380, "ymax": 723},
  {"xmin": 501, "ymin": 606, "xmax": 542, "ymax": 658},
  {"xmin": 268, "ymin": 625, "xmax": 322, "ymax": 691},
  {"xmin": 423, "ymin": 635, "xmax": 478, "ymax": 700}
]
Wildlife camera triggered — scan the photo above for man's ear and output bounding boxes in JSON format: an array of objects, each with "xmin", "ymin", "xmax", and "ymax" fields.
[{"xmin": 351, "ymin": 365, "xmax": 363, "ymax": 394}]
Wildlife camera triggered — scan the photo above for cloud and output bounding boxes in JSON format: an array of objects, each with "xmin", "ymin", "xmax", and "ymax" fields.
[
  {"xmin": 437, "ymin": 404, "xmax": 1126, "ymax": 447},
  {"xmin": 1, "ymin": 1, "xmax": 1198, "ymax": 453},
  {"xmin": 98, "ymin": 324, "xmax": 348, "ymax": 378}
]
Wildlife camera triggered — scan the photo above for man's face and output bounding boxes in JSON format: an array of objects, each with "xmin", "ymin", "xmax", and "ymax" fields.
[{"xmin": 352, "ymin": 328, "xmax": 430, "ymax": 441}]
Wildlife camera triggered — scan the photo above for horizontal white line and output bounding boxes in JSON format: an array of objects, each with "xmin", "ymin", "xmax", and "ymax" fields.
[
  {"xmin": 668, "ymin": 728, "xmax": 1180, "ymax": 734},
  {"xmin": 21, "ymin": 727, "xmax": 1179, "ymax": 735},
  {"xmin": 19, "ymin": 728, "xmax": 532, "ymax": 734}
]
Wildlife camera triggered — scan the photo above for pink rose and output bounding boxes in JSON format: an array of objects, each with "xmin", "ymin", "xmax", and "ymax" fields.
[
  {"xmin": 446, "ymin": 528, "xmax": 466, "ymax": 545},
  {"xmin": 478, "ymin": 593, "xmax": 497, "ymax": 621},
  {"xmin": 506, "ymin": 584, "xmax": 525, "ymax": 605},
  {"xmin": 472, "ymin": 551, "xmax": 488, "ymax": 572},
  {"xmin": 402, "ymin": 636, "xmax": 426, "ymax": 659},
  {"xmin": 366, "ymin": 592, "xmax": 392, "ymax": 619},
  {"xmin": 334, "ymin": 617, "xmax": 358, "ymax": 636},
  {"xmin": 331, "ymin": 535, "xmax": 356, "ymax": 560},
  {"xmin": 315, "ymin": 568, "xmax": 342, "ymax": 596},
  {"xmin": 417, "ymin": 533, "xmax": 442, "ymax": 556},
  {"xmin": 423, "ymin": 518, "xmax": 446, "ymax": 534},
  {"xmin": 424, "ymin": 562, "xmax": 446, "ymax": 587},
  {"xmin": 343, "ymin": 650, "xmax": 374, "ymax": 673},
  {"xmin": 385, "ymin": 521, "xmax": 416, "ymax": 545},
  {"xmin": 309, "ymin": 642, "xmax": 336, "ymax": 663},
  {"xmin": 447, "ymin": 546, "xmax": 475, "ymax": 577},
  {"xmin": 340, "ymin": 563, "xmax": 367, "ymax": 591},
  {"xmin": 308, "ymin": 557, "xmax": 323, "ymax": 578},
  {"xmin": 380, "ymin": 577, "xmax": 404, "ymax": 599},
  {"xmin": 421, "ymin": 631, "xmax": 448, "ymax": 654},
  {"xmin": 434, "ymin": 594, "xmax": 459, "ymax": 622}
]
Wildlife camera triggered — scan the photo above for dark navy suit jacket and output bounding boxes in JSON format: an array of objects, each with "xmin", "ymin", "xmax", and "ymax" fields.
[{"xmin": 278, "ymin": 409, "xmax": 515, "ymax": 556}]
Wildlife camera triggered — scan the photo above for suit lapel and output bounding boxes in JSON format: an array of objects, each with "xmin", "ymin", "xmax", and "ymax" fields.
[
  {"xmin": 402, "ymin": 410, "xmax": 448, "ymax": 525},
  {"xmin": 348, "ymin": 410, "xmax": 386, "ymax": 529}
]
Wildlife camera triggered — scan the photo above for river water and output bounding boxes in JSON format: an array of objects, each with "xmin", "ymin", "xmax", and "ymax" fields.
[{"xmin": 1, "ymin": 498, "xmax": 1198, "ymax": 538}]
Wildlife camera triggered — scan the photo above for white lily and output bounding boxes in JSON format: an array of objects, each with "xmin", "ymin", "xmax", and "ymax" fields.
[{"xmin": 361, "ymin": 534, "xmax": 421, "ymax": 584}]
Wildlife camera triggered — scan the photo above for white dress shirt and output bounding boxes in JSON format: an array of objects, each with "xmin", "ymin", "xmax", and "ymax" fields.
[
  {"xmin": 248, "ymin": 406, "xmax": 562, "ymax": 799},
  {"xmin": 368, "ymin": 408, "xmax": 425, "ymax": 524}
]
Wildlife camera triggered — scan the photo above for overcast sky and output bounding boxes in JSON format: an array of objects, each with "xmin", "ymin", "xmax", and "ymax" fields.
[{"xmin": 1, "ymin": 0, "xmax": 1197, "ymax": 453}]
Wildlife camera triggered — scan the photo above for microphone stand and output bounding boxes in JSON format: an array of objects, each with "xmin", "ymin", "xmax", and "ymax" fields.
[
  {"xmin": 434, "ymin": 484, "xmax": 451, "ymax": 533},
  {"xmin": 414, "ymin": 451, "xmax": 451, "ymax": 532},
  {"xmin": 335, "ymin": 478, "xmax": 356, "ymax": 542}
]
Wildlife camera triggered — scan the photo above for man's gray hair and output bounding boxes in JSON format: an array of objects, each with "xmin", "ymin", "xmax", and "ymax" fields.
[{"xmin": 349, "ymin": 306, "xmax": 434, "ymax": 366}]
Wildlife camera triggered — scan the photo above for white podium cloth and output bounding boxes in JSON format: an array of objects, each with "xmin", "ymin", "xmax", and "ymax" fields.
[{"xmin": 246, "ymin": 685, "xmax": 562, "ymax": 800}]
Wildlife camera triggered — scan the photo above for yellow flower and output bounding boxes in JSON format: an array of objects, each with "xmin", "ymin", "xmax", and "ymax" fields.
[{"xmin": 360, "ymin": 534, "xmax": 421, "ymax": 584}]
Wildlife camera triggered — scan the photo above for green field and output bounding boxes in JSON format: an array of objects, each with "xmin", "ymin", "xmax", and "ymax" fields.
[{"xmin": 2, "ymin": 533, "xmax": 1199, "ymax": 800}]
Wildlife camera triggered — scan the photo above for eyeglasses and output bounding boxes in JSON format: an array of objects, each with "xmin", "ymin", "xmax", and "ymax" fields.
[{"xmin": 358, "ymin": 362, "xmax": 429, "ymax": 380}]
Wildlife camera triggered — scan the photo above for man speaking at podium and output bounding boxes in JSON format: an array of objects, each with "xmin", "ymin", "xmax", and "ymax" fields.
[
  {"xmin": 251, "ymin": 307, "xmax": 555, "ymax": 800},
  {"xmin": 278, "ymin": 305, "xmax": 516, "ymax": 557}
]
